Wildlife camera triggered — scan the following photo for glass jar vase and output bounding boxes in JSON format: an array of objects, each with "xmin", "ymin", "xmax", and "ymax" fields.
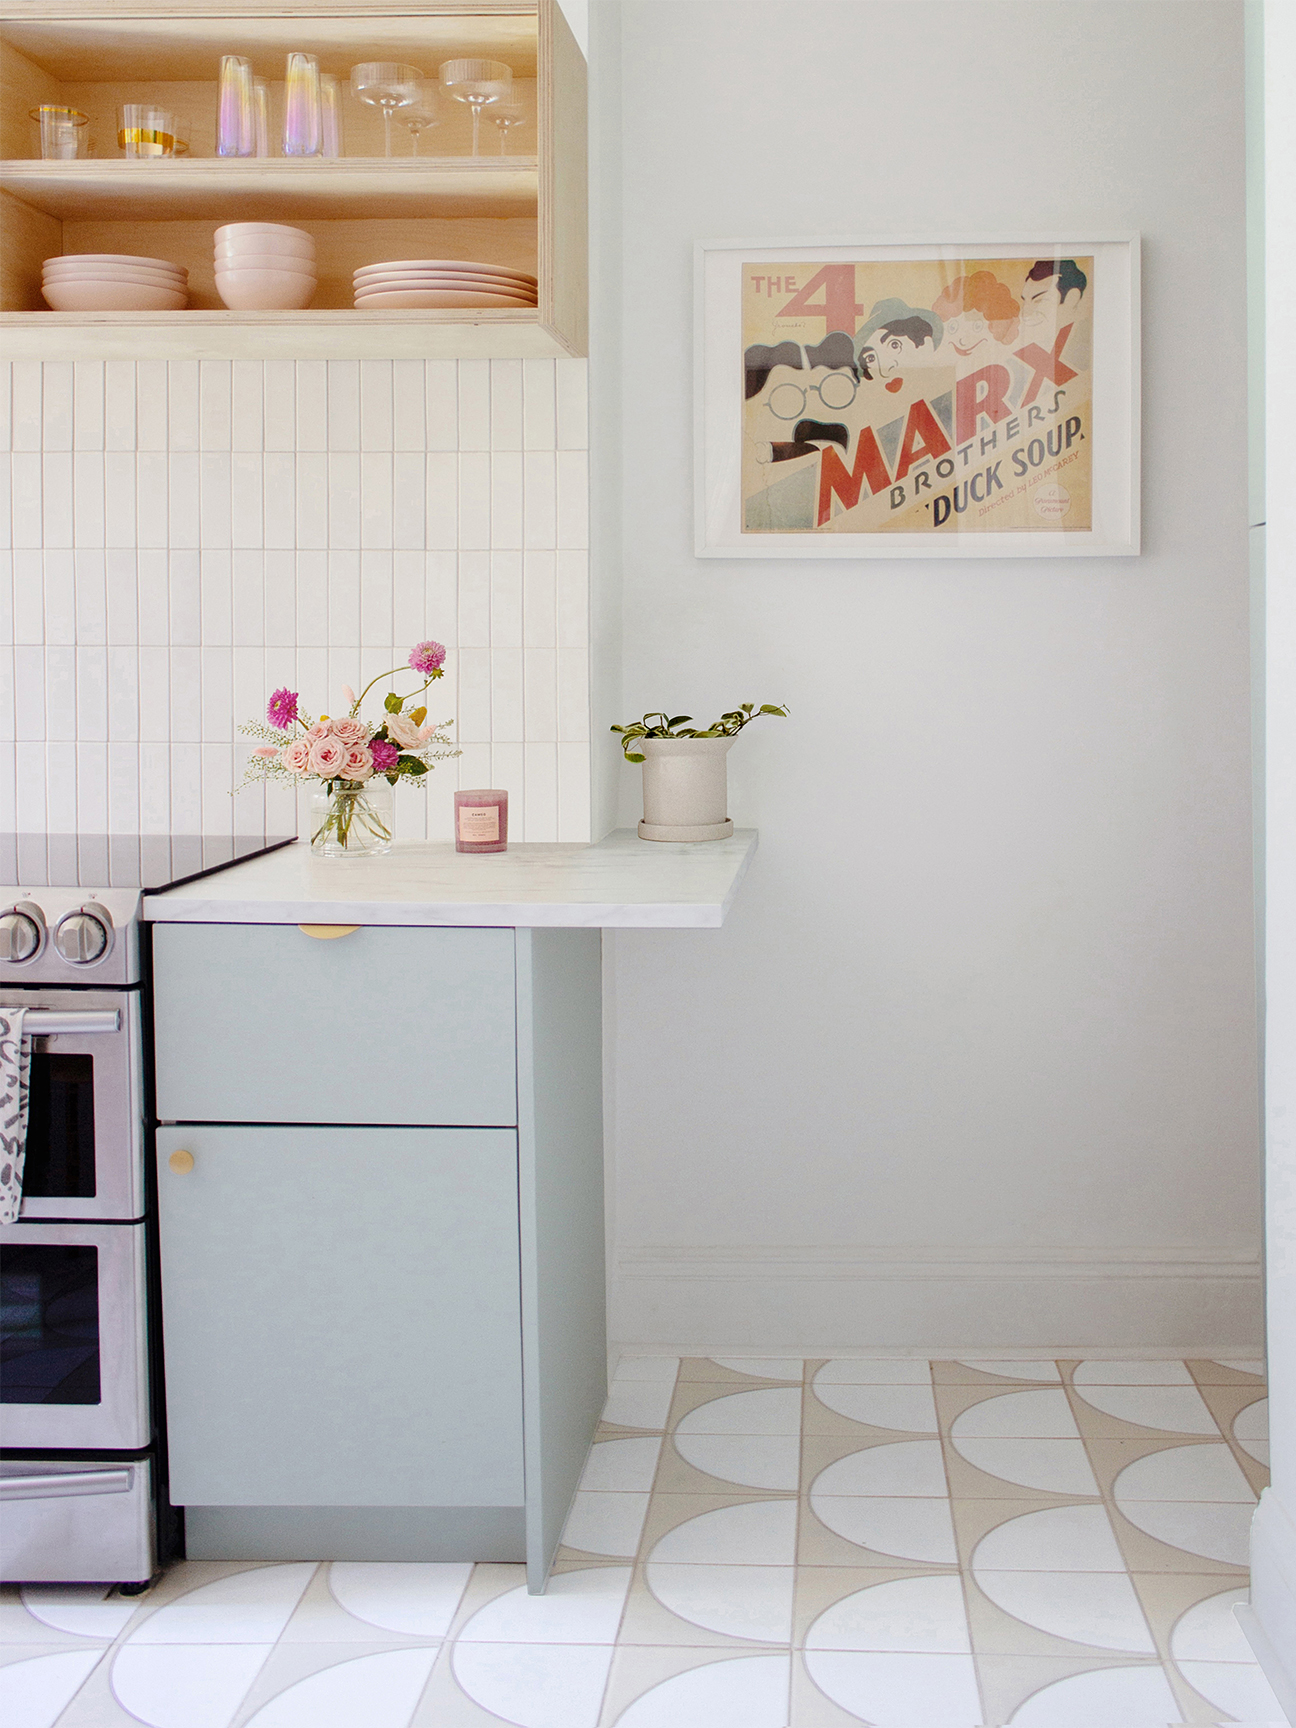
[{"xmin": 309, "ymin": 778, "xmax": 393, "ymax": 857}]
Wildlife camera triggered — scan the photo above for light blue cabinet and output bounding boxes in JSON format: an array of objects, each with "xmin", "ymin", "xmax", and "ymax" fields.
[{"xmin": 151, "ymin": 923, "xmax": 606, "ymax": 1589}]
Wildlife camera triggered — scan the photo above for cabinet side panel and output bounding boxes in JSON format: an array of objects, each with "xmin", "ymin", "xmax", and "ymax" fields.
[
  {"xmin": 539, "ymin": 0, "xmax": 588, "ymax": 355},
  {"xmin": 517, "ymin": 927, "xmax": 607, "ymax": 1590}
]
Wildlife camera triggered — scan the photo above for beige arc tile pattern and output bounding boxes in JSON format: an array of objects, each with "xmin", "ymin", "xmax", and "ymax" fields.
[{"xmin": 0, "ymin": 1356, "xmax": 1282, "ymax": 1727}]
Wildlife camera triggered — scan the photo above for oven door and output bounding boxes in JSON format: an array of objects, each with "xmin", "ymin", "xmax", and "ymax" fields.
[
  {"xmin": 2, "ymin": 991, "xmax": 143, "ymax": 1223},
  {"xmin": 0, "ymin": 1222, "xmax": 149, "ymax": 1450}
]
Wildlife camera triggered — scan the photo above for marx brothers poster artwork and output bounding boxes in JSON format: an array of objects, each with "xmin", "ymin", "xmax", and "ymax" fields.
[{"xmin": 696, "ymin": 236, "xmax": 1138, "ymax": 556}]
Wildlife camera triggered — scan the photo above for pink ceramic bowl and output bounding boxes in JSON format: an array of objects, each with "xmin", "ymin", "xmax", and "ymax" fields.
[
  {"xmin": 43, "ymin": 280, "xmax": 188, "ymax": 312},
  {"xmin": 215, "ymin": 267, "xmax": 316, "ymax": 310},
  {"xmin": 214, "ymin": 223, "xmax": 314, "ymax": 258},
  {"xmin": 213, "ymin": 250, "xmax": 317, "ymax": 275}
]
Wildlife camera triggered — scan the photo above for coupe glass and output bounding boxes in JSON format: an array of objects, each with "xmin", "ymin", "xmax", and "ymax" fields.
[
  {"xmin": 489, "ymin": 102, "xmax": 527, "ymax": 155},
  {"xmin": 399, "ymin": 83, "xmax": 440, "ymax": 155},
  {"xmin": 350, "ymin": 61, "xmax": 423, "ymax": 158},
  {"xmin": 438, "ymin": 58, "xmax": 512, "ymax": 157}
]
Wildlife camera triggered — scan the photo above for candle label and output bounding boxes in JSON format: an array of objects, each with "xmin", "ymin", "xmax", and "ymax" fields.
[{"xmin": 459, "ymin": 805, "xmax": 500, "ymax": 842}]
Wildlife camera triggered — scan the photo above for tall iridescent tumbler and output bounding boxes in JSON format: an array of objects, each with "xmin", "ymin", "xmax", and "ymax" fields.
[
  {"xmin": 282, "ymin": 52, "xmax": 322, "ymax": 157},
  {"xmin": 216, "ymin": 54, "xmax": 254, "ymax": 157},
  {"xmin": 320, "ymin": 75, "xmax": 343, "ymax": 158}
]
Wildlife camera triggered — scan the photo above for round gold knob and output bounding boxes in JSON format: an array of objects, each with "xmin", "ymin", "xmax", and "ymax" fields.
[{"xmin": 168, "ymin": 1149, "xmax": 194, "ymax": 1175}]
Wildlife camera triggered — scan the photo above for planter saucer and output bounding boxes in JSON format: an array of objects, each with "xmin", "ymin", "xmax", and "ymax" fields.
[{"xmin": 638, "ymin": 818, "xmax": 734, "ymax": 842}]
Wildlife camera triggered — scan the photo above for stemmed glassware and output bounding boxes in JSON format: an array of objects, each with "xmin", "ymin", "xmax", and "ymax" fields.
[
  {"xmin": 349, "ymin": 62, "xmax": 424, "ymax": 158},
  {"xmin": 438, "ymin": 58, "xmax": 512, "ymax": 157},
  {"xmin": 399, "ymin": 83, "xmax": 440, "ymax": 155},
  {"xmin": 489, "ymin": 102, "xmax": 527, "ymax": 155}
]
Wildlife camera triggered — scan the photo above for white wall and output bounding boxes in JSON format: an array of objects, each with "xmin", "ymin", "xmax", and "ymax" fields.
[
  {"xmin": 593, "ymin": 0, "xmax": 1262, "ymax": 1349},
  {"xmin": 0, "ymin": 357, "xmax": 591, "ymax": 842}
]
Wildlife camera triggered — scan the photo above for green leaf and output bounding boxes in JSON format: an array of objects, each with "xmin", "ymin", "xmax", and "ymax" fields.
[
  {"xmin": 384, "ymin": 692, "xmax": 402, "ymax": 713},
  {"xmin": 666, "ymin": 715, "xmax": 692, "ymax": 728},
  {"xmin": 397, "ymin": 755, "xmax": 428, "ymax": 775},
  {"xmin": 625, "ymin": 750, "xmax": 646, "ymax": 763}
]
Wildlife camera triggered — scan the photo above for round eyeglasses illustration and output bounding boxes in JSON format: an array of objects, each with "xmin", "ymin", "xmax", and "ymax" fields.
[{"xmin": 766, "ymin": 372, "xmax": 859, "ymax": 420}]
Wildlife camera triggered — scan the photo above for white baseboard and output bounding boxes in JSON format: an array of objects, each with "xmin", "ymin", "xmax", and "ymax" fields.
[
  {"xmin": 1242, "ymin": 1490, "xmax": 1296, "ymax": 1724},
  {"xmin": 611, "ymin": 1244, "xmax": 1264, "ymax": 1352}
]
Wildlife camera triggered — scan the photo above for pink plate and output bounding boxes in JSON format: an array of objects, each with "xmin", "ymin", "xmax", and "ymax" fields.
[
  {"xmin": 353, "ymin": 258, "xmax": 537, "ymax": 286},
  {"xmin": 353, "ymin": 274, "xmax": 537, "ymax": 296},
  {"xmin": 44, "ymin": 253, "xmax": 185, "ymax": 274},
  {"xmin": 353, "ymin": 287, "xmax": 537, "ymax": 310}
]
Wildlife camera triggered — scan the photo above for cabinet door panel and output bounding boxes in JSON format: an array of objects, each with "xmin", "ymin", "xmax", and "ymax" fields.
[
  {"xmin": 153, "ymin": 924, "xmax": 517, "ymax": 1126},
  {"xmin": 157, "ymin": 1125, "xmax": 524, "ymax": 1508}
]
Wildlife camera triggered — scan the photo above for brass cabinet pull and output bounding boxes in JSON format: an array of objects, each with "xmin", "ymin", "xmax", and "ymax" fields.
[
  {"xmin": 298, "ymin": 924, "xmax": 361, "ymax": 940},
  {"xmin": 168, "ymin": 1150, "xmax": 194, "ymax": 1175}
]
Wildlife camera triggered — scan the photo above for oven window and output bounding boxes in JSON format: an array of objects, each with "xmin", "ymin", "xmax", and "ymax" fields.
[
  {"xmin": 0, "ymin": 1244, "xmax": 101, "ymax": 1404},
  {"xmin": 22, "ymin": 1053, "xmax": 96, "ymax": 1199}
]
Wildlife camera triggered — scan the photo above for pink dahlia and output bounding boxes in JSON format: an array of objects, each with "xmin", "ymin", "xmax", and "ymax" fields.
[
  {"xmin": 370, "ymin": 739, "xmax": 400, "ymax": 773},
  {"xmin": 409, "ymin": 640, "xmax": 446, "ymax": 676},
  {"xmin": 267, "ymin": 687, "xmax": 299, "ymax": 730}
]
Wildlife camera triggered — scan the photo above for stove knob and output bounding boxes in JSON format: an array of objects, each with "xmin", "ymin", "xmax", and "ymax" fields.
[
  {"xmin": 0, "ymin": 902, "xmax": 45, "ymax": 964},
  {"xmin": 54, "ymin": 907, "xmax": 113, "ymax": 966}
]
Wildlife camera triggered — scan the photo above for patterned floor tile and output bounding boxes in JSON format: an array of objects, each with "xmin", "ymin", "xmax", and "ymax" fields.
[
  {"xmin": 578, "ymin": 1437, "xmax": 664, "ymax": 1494},
  {"xmin": 935, "ymin": 1361, "xmax": 1063, "ymax": 1385},
  {"xmin": 230, "ymin": 1642, "xmax": 438, "ymax": 1727},
  {"xmin": 807, "ymin": 1379, "xmax": 940, "ymax": 1436},
  {"xmin": 1186, "ymin": 1359, "xmax": 1267, "ymax": 1386},
  {"xmin": 707, "ymin": 1358, "xmax": 805, "ymax": 1383},
  {"xmin": 791, "ymin": 1564, "xmax": 956, "ymax": 1648},
  {"xmin": 656, "ymin": 1432, "xmax": 801, "ymax": 1495},
  {"xmin": 278, "ymin": 1562, "xmax": 471, "ymax": 1646},
  {"xmin": 611, "ymin": 1357, "xmax": 680, "ymax": 1383},
  {"xmin": 599, "ymin": 1645, "xmax": 792, "ymax": 1726},
  {"xmin": 677, "ymin": 1358, "xmax": 790, "ymax": 1385},
  {"xmin": 0, "ymin": 1646, "xmax": 105, "ymax": 1726},
  {"xmin": 625, "ymin": 1556, "xmax": 795, "ymax": 1648},
  {"xmin": 815, "ymin": 1358, "xmax": 933, "ymax": 1385},
  {"xmin": 600, "ymin": 1381, "xmax": 676, "ymax": 1432},
  {"xmin": 668, "ymin": 1383, "xmax": 803, "ymax": 1434}
]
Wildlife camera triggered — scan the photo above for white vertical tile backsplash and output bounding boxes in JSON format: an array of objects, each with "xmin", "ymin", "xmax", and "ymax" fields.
[{"xmin": 2, "ymin": 359, "xmax": 591, "ymax": 840}]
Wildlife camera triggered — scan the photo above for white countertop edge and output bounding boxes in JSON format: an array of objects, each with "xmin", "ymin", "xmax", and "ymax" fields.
[{"xmin": 140, "ymin": 896, "xmax": 731, "ymax": 929}]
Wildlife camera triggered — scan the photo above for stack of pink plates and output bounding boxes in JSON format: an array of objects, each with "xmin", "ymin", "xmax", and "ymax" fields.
[
  {"xmin": 353, "ymin": 259, "xmax": 538, "ymax": 311},
  {"xmin": 42, "ymin": 253, "xmax": 188, "ymax": 312}
]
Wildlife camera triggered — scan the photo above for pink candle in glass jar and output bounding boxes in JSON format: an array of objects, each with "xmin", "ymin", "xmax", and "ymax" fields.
[{"xmin": 455, "ymin": 788, "xmax": 508, "ymax": 853}]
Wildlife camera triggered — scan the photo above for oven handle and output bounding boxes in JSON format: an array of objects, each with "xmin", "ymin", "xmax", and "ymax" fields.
[
  {"xmin": 1, "ymin": 1009, "xmax": 120, "ymax": 1035},
  {"xmin": 0, "ymin": 1468, "xmax": 133, "ymax": 1501}
]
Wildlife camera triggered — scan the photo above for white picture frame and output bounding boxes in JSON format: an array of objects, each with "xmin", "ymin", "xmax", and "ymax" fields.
[{"xmin": 695, "ymin": 233, "xmax": 1140, "ymax": 558}]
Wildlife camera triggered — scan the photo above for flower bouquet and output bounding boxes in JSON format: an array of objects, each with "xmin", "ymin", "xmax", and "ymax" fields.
[{"xmin": 239, "ymin": 641, "xmax": 460, "ymax": 856}]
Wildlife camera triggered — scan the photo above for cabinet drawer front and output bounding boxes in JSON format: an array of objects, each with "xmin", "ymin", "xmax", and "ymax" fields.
[
  {"xmin": 157, "ymin": 1125, "xmax": 524, "ymax": 1508},
  {"xmin": 153, "ymin": 924, "xmax": 517, "ymax": 1125}
]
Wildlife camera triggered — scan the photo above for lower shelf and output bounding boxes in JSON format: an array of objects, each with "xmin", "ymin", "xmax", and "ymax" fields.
[{"xmin": 0, "ymin": 306, "xmax": 577, "ymax": 359}]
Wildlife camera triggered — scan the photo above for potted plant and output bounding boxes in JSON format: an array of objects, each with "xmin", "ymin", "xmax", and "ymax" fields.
[{"xmin": 612, "ymin": 703, "xmax": 788, "ymax": 841}]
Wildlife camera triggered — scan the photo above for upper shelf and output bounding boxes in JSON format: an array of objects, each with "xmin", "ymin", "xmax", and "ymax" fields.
[{"xmin": 1, "ymin": 157, "xmax": 539, "ymax": 220}]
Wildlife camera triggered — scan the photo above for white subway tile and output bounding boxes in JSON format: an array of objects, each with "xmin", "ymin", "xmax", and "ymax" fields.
[
  {"xmin": 327, "ymin": 550, "xmax": 361, "ymax": 646},
  {"xmin": 522, "ymin": 740, "xmax": 558, "ymax": 839},
  {"xmin": 201, "ymin": 742, "xmax": 235, "ymax": 832},
  {"xmin": 490, "ymin": 647, "xmax": 524, "ymax": 740},
  {"xmin": 391, "ymin": 550, "xmax": 425, "ymax": 645},
  {"xmin": 134, "ymin": 452, "xmax": 170, "ymax": 552},
  {"xmin": 523, "ymin": 646, "xmax": 558, "ymax": 741},
  {"xmin": 14, "ymin": 647, "xmax": 45, "ymax": 741},
  {"xmin": 199, "ymin": 361, "xmax": 232, "ymax": 449},
  {"xmin": 42, "ymin": 550, "xmax": 76, "ymax": 645},
  {"xmin": 41, "ymin": 363, "xmax": 73, "ymax": 450},
  {"xmin": 167, "ymin": 453, "xmax": 202, "ymax": 550},
  {"xmin": 0, "ymin": 551, "xmax": 10, "ymax": 644},
  {"xmin": 0, "ymin": 457, "xmax": 10, "ymax": 551},
  {"xmin": 47, "ymin": 742, "xmax": 78, "ymax": 830},
  {"xmin": 169, "ymin": 742, "xmax": 203, "ymax": 829},
  {"xmin": 294, "ymin": 551, "xmax": 328, "ymax": 646},
  {"xmin": 75, "ymin": 743, "xmax": 109, "ymax": 830},
  {"xmin": 457, "ymin": 360, "xmax": 490, "ymax": 451},
  {"xmin": 138, "ymin": 742, "xmax": 172, "ymax": 832},
  {"xmin": 456, "ymin": 646, "xmax": 491, "ymax": 742},
  {"xmin": 0, "ymin": 366, "xmax": 10, "ymax": 453},
  {"xmin": 556, "ymin": 549, "xmax": 589, "ymax": 646},
  {"xmin": 199, "ymin": 452, "xmax": 232, "ymax": 549},
  {"xmin": 73, "ymin": 453, "xmax": 105, "ymax": 548},
  {"xmin": 490, "ymin": 550, "xmax": 523, "ymax": 647},
  {"xmin": 14, "ymin": 743, "xmax": 47, "ymax": 829},
  {"xmin": 76, "ymin": 646, "xmax": 108, "ymax": 741},
  {"xmin": 523, "ymin": 550, "xmax": 557, "ymax": 647},
  {"xmin": 425, "ymin": 549, "xmax": 458, "ymax": 643},
  {"xmin": 108, "ymin": 742, "xmax": 141, "ymax": 832},
  {"xmin": 0, "ymin": 651, "xmax": 11, "ymax": 742},
  {"xmin": 200, "ymin": 645, "xmax": 233, "ymax": 740},
  {"xmin": 107, "ymin": 647, "xmax": 139, "ymax": 740},
  {"xmin": 104, "ymin": 362, "xmax": 137, "ymax": 450},
  {"xmin": 490, "ymin": 742, "xmax": 524, "ymax": 824},
  {"xmin": 360, "ymin": 550, "xmax": 393, "ymax": 645},
  {"xmin": 522, "ymin": 450, "xmax": 557, "ymax": 549},
  {"xmin": 328, "ymin": 451, "xmax": 361, "ymax": 548},
  {"xmin": 458, "ymin": 451, "xmax": 490, "ymax": 549},
  {"xmin": 490, "ymin": 361, "xmax": 523, "ymax": 450},
  {"xmin": 392, "ymin": 451, "xmax": 425, "ymax": 549},
  {"xmin": 263, "ymin": 451, "xmax": 297, "ymax": 549},
  {"xmin": 12, "ymin": 363, "xmax": 42, "ymax": 451},
  {"xmin": 558, "ymin": 645, "xmax": 591, "ymax": 740},
  {"xmin": 455, "ymin": 739, "xmax": 491, "ymax": 792},
  {"xmin": 522, "ymin": 359, "xmax": 556, "ymax": 450},
  {"xmin": 457, "ymin": 549, "xmax": 491, "ymax": 648},
  {"xmin": 555, "ymin": 358, "xmax": 589, "ymax": 449},
  {"xmin": 231, "ymin": 361, "xmax": 264, "ymax": 450},
  {"xmin": 73, "ymin": 550, "xmax": 107, "ymax": 645},
  {"xmin": 135, "ymin": 553, "xmax": 170, "ymax": 647},
  {"xmin": 293, "ymin": 361, "xmax": 326, "ymax": 452},
  {"xmin": 360, "ymin": 360, "xmax": 394, "ymax": 449},
  {"xmin": 103, "ymin": 452, "xmax": 137, "ymax": 548},
  {"xmin": 425, "ymin": 360, "xmax": 458, "ymax": 450},
  {"xmin": 167, "ymin": 362, "xmax": 200, "ymax": 451},
  {"xmin": 557, "ymin": 449, "xmax": 589, "ymax": 547},
  {"xmin": 425, "ymin": 452, "xmax": 459, "ymax": 546},
  {"xmin": 42, "ymin": 452, "xmax": 74, "ymax": 547},
  {"xmin": 294, "ymin": 451, "xmax": 329, "ymax": 551},
  {"xmin": 45, "ymin": 647, "xmax": 77, "ymax": 740},
  {"xmin": 233, "ymin": 646, "xmax": 266, "ymax": 732},
  {"xmin": 392, "ymin": 360, "xmax": 425, "ymax": 450},
  {"xmin": 261, "ymin": 552, "xmax": 294, "ymax": 647},
  {"xmin": 200, "ymin": 550, "xmax": 233, "ymax": 646},
  {"xmin": 491, "ymin": 451, "xmax": 523, "ymax": 548},
  {"xmin": 360, "ymin": 451, "xmax": 394, "ymax": 547},
  {"xmin": 169, "ymin": 552, "xmax": 202, "ymax": 647},
  {"xmin": 13, "ymin": 550, "xmax": 44, "ymax": 644},
  {"xmin": 231, "ymin": 452, "xmax": 264, "ymax": 548},
  {"xmin": 328, "ymin": 360, "xmax": 360, "ymax": 450},
  {"xmin": 73, "ymin": 363, "xmax": 105, "ymax": 451},
  {"xmin": 424, "ymin": 752, "xmax": 456, "ymax": 840},
  {"xmin": 105, "ymin": 551, "xmax": 137, "ymax": 645},
  {"xmin": 169, "ymin": 645, "xmax": 202, "ymax": 741},
  {"xmin": 0, "ymin": 745, "xmax": 13, "ymax": 827}
]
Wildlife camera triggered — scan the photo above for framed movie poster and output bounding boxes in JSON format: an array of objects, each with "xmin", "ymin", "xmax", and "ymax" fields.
[{"xmin": 695, "ymin": 235, "xmax": 1140, "ymax": 558}]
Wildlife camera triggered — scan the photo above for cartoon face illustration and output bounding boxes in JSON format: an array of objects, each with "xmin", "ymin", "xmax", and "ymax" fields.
[
  {"xmin": 1019, "ymin": 259, "xmax": 1088, "ymax": 344},
  {"xmin": 931, "ymin": 272, "xmax": 1020, "ymax": 372},
  {"xmin": 745, "ymin": 333, "xmax": 860, "ymax": 466},
  {"xmin": 853, "ymin": 300, "xmax": 944, "ymax": 395}
]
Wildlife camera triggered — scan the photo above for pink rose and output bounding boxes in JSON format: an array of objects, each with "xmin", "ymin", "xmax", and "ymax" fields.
[
  {"xmin": 305, "ymin": 721, "xmax": 329, "ymax": 741},
  {"xmin": 309, "ymin": 736, "xmax": 346, "ymax": 776},
  {"xmin": 339, "ymin": 744, "xmax": 373, "ymax": 781},
  {"xmin": 331, "ymin": 716, "xmax": 368, "ymax": 746},
  {"xmin": 280, "ymin": 739, "xmax": 311, "ymax": 774},
  {"xmin": 385, "ymin": 712, "xmax": 422, "ymax": 749}
]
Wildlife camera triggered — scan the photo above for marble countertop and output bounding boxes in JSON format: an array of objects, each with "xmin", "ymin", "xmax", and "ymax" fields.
[{"xmin": 141, "ymin": 829, "xmax": 758, "ymax": 929}]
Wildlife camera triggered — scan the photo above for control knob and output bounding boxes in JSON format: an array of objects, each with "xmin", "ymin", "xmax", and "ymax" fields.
[
  {"xmin": 54, "ymin": 906, "xmax": 113, "ymax": 966},
  {"xmin": 0, "ymin": 902, "xmax": 46, "ymax": 964}
]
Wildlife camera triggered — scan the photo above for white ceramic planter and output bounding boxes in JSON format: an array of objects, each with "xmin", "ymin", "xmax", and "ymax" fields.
[{"xmin": 638, "ymin": 737, "xmax": 734, "ymax": 842}]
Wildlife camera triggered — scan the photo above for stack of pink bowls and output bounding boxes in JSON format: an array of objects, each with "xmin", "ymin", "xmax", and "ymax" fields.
[
  {"xmin": 215, "ymin": 223, "xmax": 316, "ymax": 311},
  {"xmin": 352, "ymin": 258, "xmax": 538, "ymax": 310},
  {"xmin": 42, "ymin": 254, "xmax": 188, "ymax": 312}
]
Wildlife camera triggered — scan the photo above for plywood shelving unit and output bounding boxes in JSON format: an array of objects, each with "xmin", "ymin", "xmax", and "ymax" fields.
[{"xmin": 0, "ymin": 0, "xmax": 586, "ymax": 357}]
